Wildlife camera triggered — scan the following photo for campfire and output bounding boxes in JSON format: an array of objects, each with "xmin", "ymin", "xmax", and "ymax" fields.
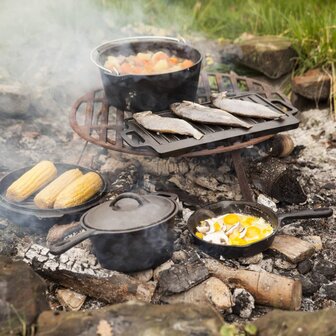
[{"xmin": 1, "ymin": 4, "xmax": 336, "ymax": 335}]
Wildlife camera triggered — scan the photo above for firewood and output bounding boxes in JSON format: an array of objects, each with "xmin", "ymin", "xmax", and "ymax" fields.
[
  {"xmin": 161, "ymin": 277, "xmax": 233, "ymax": 311},
  {"xmin": 204, "ymin": 258, "xmax": 301, "ymax": 310},
  {"xmin": 269, "ymin": 235, "xmax": 315, "ymax": 263},
  {"xmin": 249, "ymin": 157, "xmax": 307, "ymax": 204}
]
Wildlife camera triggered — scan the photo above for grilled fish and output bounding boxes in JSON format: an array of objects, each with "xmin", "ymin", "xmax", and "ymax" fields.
[
  {"xmin": 211, "ymin": 92, "xmax": 284, "ymax": 120},
  {"xmin": 170, "ymin": 101, "xmax": 252, "ymax": 129},
  {"xmin": 133, "ymin": 111, "xmax": 203, "ymax": 140}
]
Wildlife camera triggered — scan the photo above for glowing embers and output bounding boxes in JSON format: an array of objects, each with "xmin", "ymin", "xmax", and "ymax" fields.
[{"xmin": 195, "ymin": 213, "xmax": 273, "ymax": 246}]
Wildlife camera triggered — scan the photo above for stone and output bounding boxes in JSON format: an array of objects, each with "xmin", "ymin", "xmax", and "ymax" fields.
[
  {"xmin": 130, "ymin": 269, "xmax": 153, "ymax": 283},
  {"xmin": 274, "ymin": 258, "xmax": 297, "ymax": 270},
  {"xmin": 239, "ymin": 253, "xmax": 263, "ymax": 265},
  {"xmin": 234, "ymin": 34, "xmax": 297, "ymax": 79},
  {"xmin": 171, "ymin": 250, "xmax": 189, "ymax": 263},
  {"xmin": 0, "ymin": 83, "xmax": 31, "ymax": 115},
  {"xmin": 321, "ymin": 282, "xmax": 336, "ymax": 301},
  {"xmin": 300, "ymin": 276, "xmax": 320, "ymax": 296},
  {"xmin": 297, "ymin": 259, "xmax": 313, "ymax": 275},
  {"xmin": 257, "ymin": 194, "xmax": 277, "ymax": 212},
  {"xmin": 232, "ymin": 288, "xmax": 255, "ymax": 319},
  {"xmin": 36, "ymin": 301, "xmax": 224, "ymax": 336},
  {"xmin": 0, "ymin": 256, "xmax": 48, "ymax": 335},
  {"xmin": 260, "ymin": 258, "xmax": 274, "ymax": 273},
  {"xmin": 291, "ymin": 68, "xmax": 331, "ymax": 101},
  {"xmin": 314, "ymin": 259, "xmax": 336, "ymax": 280}
]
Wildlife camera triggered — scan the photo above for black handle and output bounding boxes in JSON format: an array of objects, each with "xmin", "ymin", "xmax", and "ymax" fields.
[
  {"xmin": 48, "ymin": 222, "xmax": 97, "ymax": 255},
  {"xmin": 152, "ymin": 191, "xmax": 179, "ymax": 202},
  {"xmin": 109, "ymin": 192, "xmax": 148, "ymax": 208},
  {"xmin": 278, "ymin": 207, "xmax": 333, "ymax": 225},
  {"xmin": 189, "ymin": 208, "xmax": 217, "ymax": 225}
]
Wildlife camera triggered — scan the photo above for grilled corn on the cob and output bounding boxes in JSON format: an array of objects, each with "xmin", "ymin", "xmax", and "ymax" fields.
[
  {"xmin": 54, "ymin": 172, "xmax": 103, "ymax": 209},
  {"xmin": 6, "ymin": 161, "xmax": 57, "ymax": 202},
  {"xmin": 34, "ymin": 168, "xmax": 83, "ymax": 209}
]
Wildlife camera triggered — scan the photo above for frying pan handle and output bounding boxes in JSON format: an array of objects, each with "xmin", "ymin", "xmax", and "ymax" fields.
[
  {"xmin": 109, "ymin": 192, "xmax": 149, "ymax": 208},
  {"xmin": 278, "ymin": 207, "xmax": 333, "ymax": 224},
  {"xmin": 48, "ymin": 223, "xmax": 98, "ymax": 255}
]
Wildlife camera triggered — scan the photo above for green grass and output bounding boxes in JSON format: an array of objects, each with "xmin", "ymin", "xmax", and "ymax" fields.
[{"xmin": 99, "ymin": 0, "xmax": 336, "ymax": 116}]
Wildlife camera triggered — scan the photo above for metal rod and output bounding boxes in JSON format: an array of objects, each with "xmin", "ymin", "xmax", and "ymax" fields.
[{"xmin": 231, "ymin": 150, "xmax": 254, "ymax": 202}]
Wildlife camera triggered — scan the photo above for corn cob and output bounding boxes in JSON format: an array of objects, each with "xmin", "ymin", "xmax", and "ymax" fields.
[
  {"xmin": 54, "ymin": 171, "xmax": 103, "ymax": 209},
  {"xmin": 6, "ymin": 161, "xmax": 57, "ymax": 202},
  {"xmin": 34, "ymin": 168, "xmax": 83, "ymax": 209}
]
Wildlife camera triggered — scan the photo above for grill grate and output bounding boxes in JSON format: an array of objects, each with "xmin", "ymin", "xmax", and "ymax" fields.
[{"xmin": 70, "ymin": 72, "xmax": 299, "ymax": 158}]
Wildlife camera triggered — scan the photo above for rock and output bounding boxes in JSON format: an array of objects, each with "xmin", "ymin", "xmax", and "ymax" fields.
[
  {"xmin": 255, "ymin": 308, "xmax": 336, "ymax": 336},
  {"xmin": 260, "ymin": 258, "xmax": 274, "ymax": 273},
  {"xmin": 153, "ymin": 259, "xmax": 174, "ymax": 281},
  {"xmin": 280, "ymin": 225, "xmax": 305, "ymax": 236},
  {"xmin": 161, "ymin": 277, "xmax": 234, "ymax": 311},
  {"xmin": 321, "ymin": 282, "xmax": 336, "ymax": 301},
  {"xmin": 297, "ymin": 259, "xmax": 313, "ymax": 275},
  {"xmin": 234, "ymin": 34, "xmax": 297, "ymax": 79},
  {"xmin": 0, "ymin": 83, "xmax": 31, "ymax": 116},
  {"xmin": 300, "ymin": 275, "xmax": 320, "ymax": 296},
  {"xmin": 257, "ymin": 194, "xmax": 277, "ymax": 212},
  {"xmin": 0, "ymin": 256, "xmax": 48, "ymax": 335},
  {"xmin": 302, "ymin": 235, "xmax": 323, "ymax": 251},
  {"xmin": 56, "ymin": 288, "xmax": 86, "ymax": 311},
  {"xmin": 314, "ymin": 259, "xmax": 336, "ymax": 279},
  {"xmin": 291, "ymin": 68, "xmax": 331, "ymax": 101},
  {"xmin": 239, "ymin": 253, "xmax": 263, "ymax": 265},
  {"xmin": 36, "ymin": 301, "xmax": 224, "ymax": 336},
  {"xmin": 171, "ymin": 250, "xmax": 189, "ymax": 263},
  {"xmin": 232, "ymin": 288, "xmax": 255, "ymax": 319}
]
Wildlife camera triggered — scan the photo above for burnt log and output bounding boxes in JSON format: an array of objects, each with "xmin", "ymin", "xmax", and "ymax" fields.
[
  {"xmin": 249, "ymin": 157, "xmax": 307, "ymax": 204},
  {"xmin": 204, "ymin": 258, "xmax": 301, "ymax": 310},
  {"xmin": 255, "ymin": 308, "xmax": 336, "ymax": 336},
  {"xmin": 34, "ymin": 265, "xmax": 155, "ymax": 304},
  {"xmin": 36, "ymin": 301, "xmax": 224, "ymax": 336}
]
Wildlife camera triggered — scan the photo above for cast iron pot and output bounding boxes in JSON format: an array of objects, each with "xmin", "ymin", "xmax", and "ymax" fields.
[
  {"xmin": 91, "ymin": 36, "xmax": 202, "ymax": 112},
  {"xmin": 49, "ymin": 192, "xmax": 178, "ymax": 272},
  {"xmin": 187, "ymin": 200, "xmax": 333, "ymax": 259}
]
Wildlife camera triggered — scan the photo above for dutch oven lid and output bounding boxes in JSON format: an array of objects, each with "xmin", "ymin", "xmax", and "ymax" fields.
[{"xmin": 82, "ymin": 192, "xmax": 177, "ymax": 232}]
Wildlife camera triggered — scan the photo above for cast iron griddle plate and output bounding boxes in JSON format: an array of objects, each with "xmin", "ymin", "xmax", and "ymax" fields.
[
  {"xmin": 121, "ymin": 92, "xmax": 300, "ymax": 157},
  {"xmin": 0, "ymin": 163, "xmax": 107, "ymax": 219}
]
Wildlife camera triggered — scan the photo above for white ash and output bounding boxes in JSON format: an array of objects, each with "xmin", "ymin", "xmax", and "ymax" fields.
[
  {"xmin": 232, "ymin": 288, "xmax": 255, "ymax": 319},
  {"xmin": 257, "ymin": 194, "xmax": 277, "ymax": 212}
]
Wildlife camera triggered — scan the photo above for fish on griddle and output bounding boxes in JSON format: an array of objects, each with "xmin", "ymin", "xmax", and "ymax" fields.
[
  {"xmin": 133, "ymin": 111, "xmax": 204, "ymax": 140},
  {"xmin": 211, "ymin": 92, "xmax": 284, "ymax": 120},
  {"xmin": 170, "ymin": 101, "xmax": 252, "ymax": 129}
]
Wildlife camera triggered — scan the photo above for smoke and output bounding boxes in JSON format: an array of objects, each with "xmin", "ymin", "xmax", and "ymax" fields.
[{"xmin": 0, "ymin": 0, "xmax": 147, "ymax": 99}]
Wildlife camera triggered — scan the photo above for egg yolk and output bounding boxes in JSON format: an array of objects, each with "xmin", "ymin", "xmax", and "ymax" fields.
[
  {"xmin": 223, "ymin": 214, "xmax": 239, "ymax": 225},
  {"xmin": 245, "ymin": 226, "xmax": 261, "ymax": 239},
  {"xmin": 241, "ymin": 216, "xmax": 256, "ymax": 226},
  {"xmin": 214, "ymin": 222, "xmax": 221, "ymax": 232},
  {"xmin": 195, "ymin": 232, "xmax": 204, "ymax": 239}
]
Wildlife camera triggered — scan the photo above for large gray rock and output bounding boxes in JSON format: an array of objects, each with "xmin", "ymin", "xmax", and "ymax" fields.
[
  {"xmin": 233, "ymin": 34, "xmax": 297, "ymax": 79},
  {"xmin": 291, "ymin": 68, "xmax": 331, "ymax": 100},
  {"xmin": 36, "ymin": 301, "xmax": 224, "ymax": 336},
  {"xmin": 0, "ymin": 256, "xmax": 49, "ymax": 335}
]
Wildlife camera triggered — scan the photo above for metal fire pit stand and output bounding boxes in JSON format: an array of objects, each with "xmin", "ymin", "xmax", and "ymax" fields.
[{"xmin": 70, "ymin": 72, "xmax": 299, "ymax": 202}]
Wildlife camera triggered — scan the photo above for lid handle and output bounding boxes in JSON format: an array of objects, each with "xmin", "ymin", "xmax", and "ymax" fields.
[{"xmin": 109, "ymin": 192, "xmax": 149, "ymax": 209}]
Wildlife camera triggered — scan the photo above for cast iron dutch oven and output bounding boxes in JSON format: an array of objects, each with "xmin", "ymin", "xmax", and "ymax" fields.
[
  {"xmin": 187, "ymin": 200, "xmax": 333, "ymax": 259},
  {"xmin": 49, "ymin": 192, "xmax": 178, "ymax": 272},
  {"xmin": 91, "ymin": 36, "xmax": 202, "ymax": 112}
]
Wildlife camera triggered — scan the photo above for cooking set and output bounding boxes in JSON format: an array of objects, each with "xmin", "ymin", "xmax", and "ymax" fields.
[{"xmin": 1, "ymin": 36, "xmax": 333, "ymax": 272}]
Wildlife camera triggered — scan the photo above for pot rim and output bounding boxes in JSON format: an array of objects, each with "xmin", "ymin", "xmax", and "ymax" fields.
[
  {"xmin": 80, "ymin": 193, "xmax": 179, "ymax": 233},
  {"xmin": 90, "ymin": 35, "xmax": 203, "ymax": 77}
]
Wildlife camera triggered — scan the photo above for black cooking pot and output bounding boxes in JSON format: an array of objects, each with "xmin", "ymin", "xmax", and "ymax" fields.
[
  {"xmin": 49, "ymin": 192, "xmax": 178, "ymax": 272},
  {"xmin": 91, "ymin": 36, "xmax": 202, "ymax": 112},
  {"xmin": 187, "ymin": 200, "xmax": 333, "ymax": 259}
]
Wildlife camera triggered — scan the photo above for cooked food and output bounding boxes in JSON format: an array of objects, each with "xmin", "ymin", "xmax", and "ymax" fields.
[
  {"xmin": 133, "ymin": 111, "xmax": 204, "ymax": 140},
  {"xmin": 104, "ymin": 51, "xmax": 194, "ymax": 75},
  {"xmin": 170, "ymin": 101, "xmax": 252, "ymax": 129},
  {"xmin": 54, "ymin": 172, "xmax": 103, "ymax": 209},
  {"xmin": 195, "ymin": 213, "xmax": 273, "ymax": 246},
  {"xmin": 34, "ymin": 168, "xmax": 83, "ymax": 209},
  {"xmin": 211, "ymin": 92, "xmax": 284, "ymax": 120},
  {"xmin": 6, "ymin": 161, "xmax": 57, "ymax": 202}
]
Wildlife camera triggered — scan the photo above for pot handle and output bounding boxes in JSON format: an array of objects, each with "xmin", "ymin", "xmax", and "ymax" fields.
[
  {"xmin": 48, "ymin": 223, "xmax": 98, "ymax": 255},
  {"xmin": 278, "ymin": 207, "xmax": 333, "ymax": 225},
  {"xmin": 109, "ymin": 192, "xmax": 149, "ymax": 209}
]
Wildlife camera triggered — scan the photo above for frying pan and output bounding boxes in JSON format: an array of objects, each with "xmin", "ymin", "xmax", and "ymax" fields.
[{"xmin": 187, "ymin": 200, "xmax": 333, "ymax": 259}]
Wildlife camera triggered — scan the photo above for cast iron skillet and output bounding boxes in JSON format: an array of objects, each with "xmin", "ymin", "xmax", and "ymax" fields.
[
  {"xmin": 187, "ymin": 200, "xmax": 333, "ymax": 259},
  {"xmin": 0, "ymin": 163, "xmax": 107, "ymax": 221}
]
